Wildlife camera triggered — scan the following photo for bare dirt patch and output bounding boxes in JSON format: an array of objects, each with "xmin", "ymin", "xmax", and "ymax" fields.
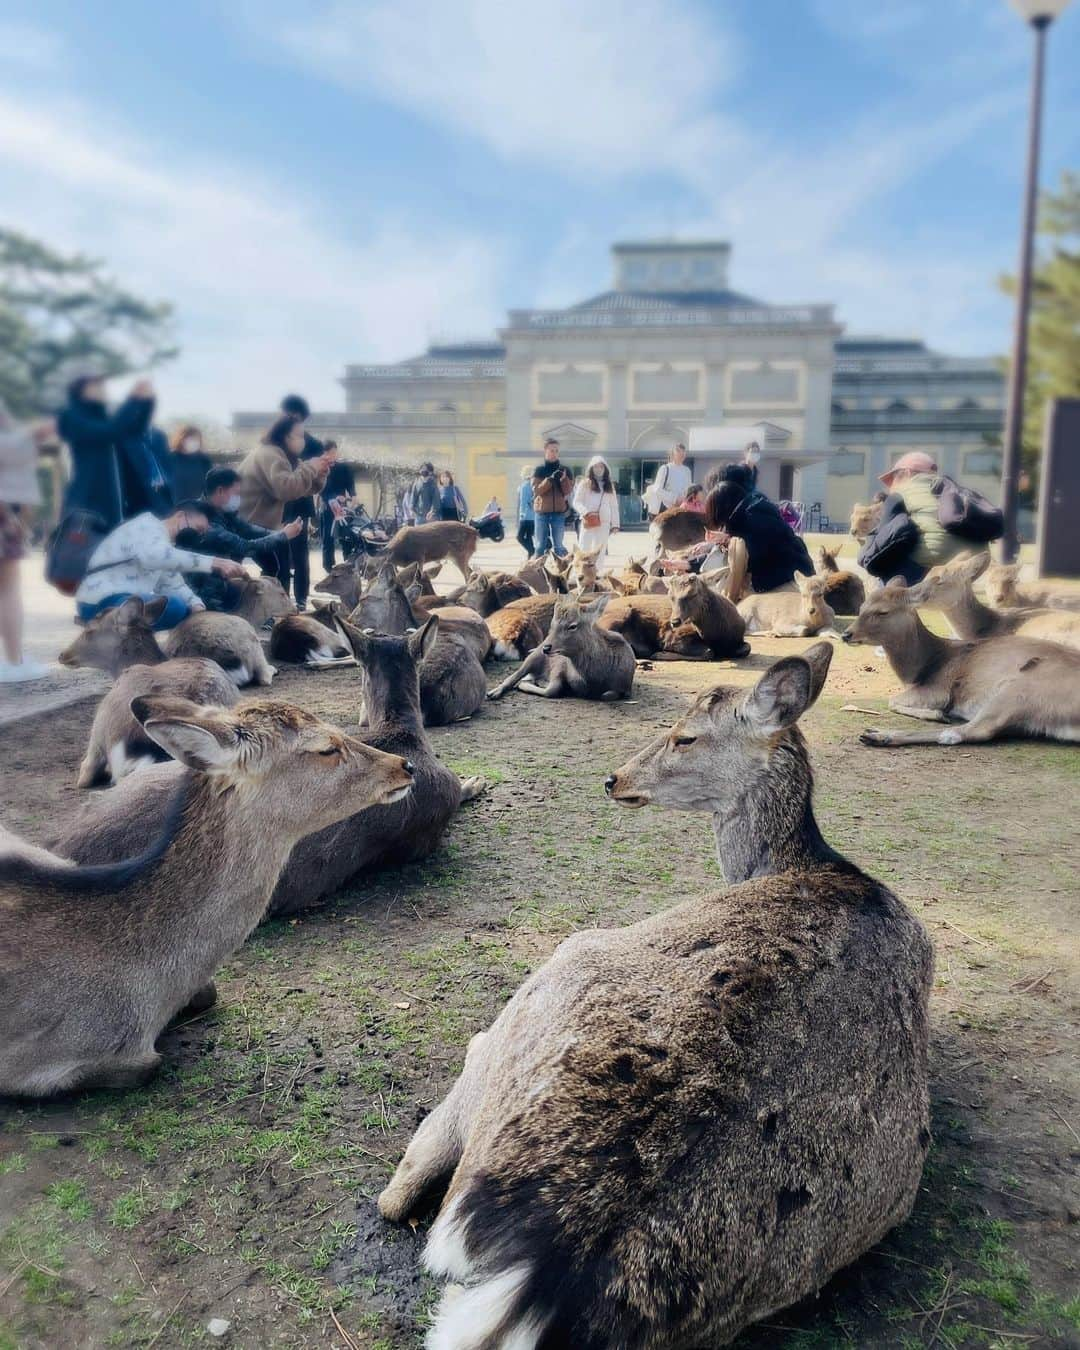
[{"xmin": 1, "ymin": 635, "xmax": 1078, "ymax": 1349}]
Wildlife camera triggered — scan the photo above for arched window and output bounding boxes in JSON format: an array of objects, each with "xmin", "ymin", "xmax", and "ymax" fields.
[{"xmin": 375, "ymin": 401, "xmax": 395, "ymax": 413}]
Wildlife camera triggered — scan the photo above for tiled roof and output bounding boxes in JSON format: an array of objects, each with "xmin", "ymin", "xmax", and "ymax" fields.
[{"xmin": 569, "ymin": 288, "xmax": 762, "ymax": 313}]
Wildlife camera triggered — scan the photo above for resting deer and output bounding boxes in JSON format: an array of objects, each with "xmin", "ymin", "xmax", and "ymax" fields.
[
  {"xmin": 487, "ymin": 597, "xmax": 634, "ymax": 701},
  {"xmin": 315, "ymin": 560, "xmax": 365, "ymax": 612},
  {"xmin": 380, "ymin": 643, "xmax": 932, "ymax": 1350},
  {"xmin": 348, "ymin": 563, "xmax": 417, "ymax": 634},
  {"xmin": 485, "ymin": 609, "xmax": 545, "ymax": 662},
  {"xmin": 159, "ymin": 611, "xmax": 276, "ymax": 686},
  {"xmin": 570, "ymin": 547, "xmax": 604, "ymax": 595},
  {"xmin": 230, "ymin": 575, "xmax": 295, "ymax": 628},
  {"xmin": 515, "ymin": 553, "xmax": 569, "ymax": 595},
  {"xmin": 815, "ymin": 545, "xmax": 866, "ymax": 615},
  {"xmin": 416, "ymin": 617, "xmax": 488, "ymax": 726},
  {"xmin": 457, "ymin": 572, "xmax": 527, "ymax": 618},
  {"xmin": 845, "ymin": 580, "xmax": 1080, "ymax": 746},
  {"xmin": 650, "ymin": 505, "xmax": 707, "ymax": 553},
  {"xmin": 908, "ymin": 553, "xmax": 1080, "ymax": 652},
  {"xmin": 738, "ymin": 572, "xmax": 838, "ymax": 638},
  {"xmin": 269, "ymin": 602, "xmax": 353, "ymax": 666},
  {"xmin": 983, "ymin": 562, "xmax": 1080, "ymax": 613},
  {"xmin": 665, "ymin": 572, "xmax": 751, "ymax": 659},
  {"xmin": 385, "ymin": 521, "xmax": 478, "ymax": 583},
  {"xmin": 59, "ymin": 597, "xmax": 241, "ymax": 787},
  {"xmin": 0, "ymin": 697, "xmax": 414, "ymax": 1097}
]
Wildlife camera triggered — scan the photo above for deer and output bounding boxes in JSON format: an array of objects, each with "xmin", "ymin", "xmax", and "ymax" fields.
[
  {"xmin": 58, "ymin": 597, "xmax": 240, "ymax": 789},
  {"xmin": 666, "ymin": 572, "xmax": 751, "ymax": 660},
  {"xmin": 815, "ymin": 544, "xmax": 866, "ymax": 615},
  {"xmin": 379, "ymin": 643, "xmax": 932, "ymax": 1350},
  {"xmin": 159, "ymin": 611, "xmax": 276, "ymax": 686},
  {"xmin": 983, "ymin": 562, "xmax": 1080, "ymax": 613},
  {"xmin": 908, "ymin": 553, "xmax": 1080, "ymax": 652},
  {"xmin": 348, "ymin": 563, "xmax": 417, "ymax": 635},
  {"xmin": 738, "ymin": 572, "xmax": 838, "ymax": 639},
  {"xmin": 570, "ymin": 547, "xmax": 605, "ymax": 595},
  {"xmin": 844, "ymin": 580, "xmax": 1080, "ymax": 746},
  {"xmin": 315, "ymin": 560, "xmax": 365, "ymax": 612},
  {"xmin": 515, "ymin": 553, "xmax": 569, "ymax": 595},
  {"xmin": 269, "ymin": 602, "xmax": 353, "ymax": 666},
  {"xmin": 230, "ymin": 575, "xmax": 295, "ymax": 628},
  {"xmin": 849, "ymin": 499, "xmax": 883, "ymax": 543},
  {"xmin": 0, "ymin": 697, "xmax": 414, "ymax": 1097},
  {"xmin": 608, "ymin": 557, "xmax": 668, "ymax": 597},
  {"xmin": 415, "ymin": 617, "xmax": 488, "ymax": 726},
  {"xmin": 487, "ymin": 597, "xmax": 635, "ymax": 701},
  {"xmin": 408, "ymin": 601, "xmax": 492, "ymax": 664},
  {"xmin": 598, "ymin": 592, "xmax": 748, "ymax": 660},
  {"xmin": 384, "ymin": 520, "xmax": 478, "ymax": 583},
  {"xmin": 650, "ymin": 505, "xmax": 707, "ymax": 553},
  {"xmin": 484, "ymin": 608, "xmax": 545, "ymax": 662},
  {"xmin": 455, "ymin": 572, "xmax": 523, "ymax": 618}
]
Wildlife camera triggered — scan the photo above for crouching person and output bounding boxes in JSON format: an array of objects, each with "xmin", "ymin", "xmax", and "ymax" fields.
[{"xmin": 75, "ymin": 503, "xmax": 247, "ymax": 630}]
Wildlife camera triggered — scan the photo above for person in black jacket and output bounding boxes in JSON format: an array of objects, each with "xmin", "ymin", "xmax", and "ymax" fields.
[
  {"xmin": 168, "ymin": 425, "xmax": 214, "ymax": 503},
  {"xmin": 317, "ymin": 443, "xmax": 356, "ymax": 570},
  {"xmin": 56, "ymin": 375, "xmax": 158, "ymax": 530},
  {"xmin": 278, "ymin": 394, "xmax": 323, "ymax": 608},
  {"xmin": 704, "ymin": 479, "xmax": 813, "ymax": 597}
]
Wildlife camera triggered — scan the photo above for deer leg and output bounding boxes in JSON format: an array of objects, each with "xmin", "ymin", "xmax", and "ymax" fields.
[
  {"xmin": 487, "ymin": 647, "xmax": 547, "ymax": 699},
  {"xmin": 174, "ymin": 982, "xmax": 218, "ymax": 1019},
  {"xmin": 458, "ymin": 776, "xmax": 487, "ymax": 802},
  {"xmin": 888, "ymin": 693, "xmax": 950, "ymax": 721},
  {"xmin": 70, "ymin": 1050, "xmax": 162, "ymax": 1093},
  {"xmin": 251, "ymin": 647, "xmax": 277, "ymax": 686},
  {"xmin": 860, "ymin": 713, "xmax": 1008, "ymax": 747},
  {"xmin": 76, "ymin": 739, "xmax": 108, "ymax": 789}
]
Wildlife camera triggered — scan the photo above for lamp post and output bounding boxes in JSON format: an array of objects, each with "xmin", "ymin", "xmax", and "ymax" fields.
[{"xmin": 1000, "ymin": 0, "xmax": 1072, "ymax": 563}]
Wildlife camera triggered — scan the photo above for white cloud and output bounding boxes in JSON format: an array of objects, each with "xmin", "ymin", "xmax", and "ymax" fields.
[
  {"xmin": 0, "ymin": 21, "xmax": 65, "ymax": 73},
  {"xmin": 0, "ymin": 91, "xmax": 503, "ymax": 421}
]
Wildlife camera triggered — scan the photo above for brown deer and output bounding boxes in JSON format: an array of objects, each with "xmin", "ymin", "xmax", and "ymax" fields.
[
  {"xmin": 738, "ymin": 573, "xmax": 838, "ymax": 638},
  {"xmin": 487, "ymin": 597, "xmax": 635, "ymax": 701},
  {"xmin": 666, "ymin": 572, "xmax": 751, "ymax": 659},
  {"xmin": 268, "ymin": 602, "xmax": 353, "ymax": 666},
  {"xmin": 515, "ymin": 553, "xmax": 569, "ymax": 595},
  {"xmin": 485, "ymin": 608, "xmax": 545, "ymax": 662},
  {"xmin": 379, "ymin": 644, "xmax": 932, "ymax": 1350},
  {"xmin": 162, "ymin": 611, "xmax": 276, "ymax": 686},
  {"xmin": 849, "ymin": 499, "xmax": 882, "ymax": 542},
  {"xmin": 844, "ymin": 580, "xmax": 1080, "ymax": 745},
  {"xmin": 456, "ymin": 571, "xmax": 527, "ymax": 618},
  {"xmin": 385, "ymin": 520, "xmax": 478, "ymax": 583},
  {"xmin": 599, "ymin": 592, "xmax": 748, "ymax": 660},
  {"xmin": 650, "ymin": 505, "xmax": 707, "ymax": 553},
  {"xmin": 314, "ymin": 559, "xmax": 365, "ymax": 612},
  {"xmin": 608, "ymin": 557, "xmax": 668, "ymax": 597},
  {"xmin": 0, "ymin": 698, "xmax": 414, "ymax": 1096},
  {"xmin": 229, "ymin": 575, "xmax": 295, "ymax": 628},
  {"xmin": 983, "ymin": 562, "xmax": 1080, "ymax": 612},
  {"xmin": 416, "ymin": 617, "xmax": 488, "ymax": 726},
  {"xmin": 570, "ymin": 547, "xmax": 604, "ymax": 595},
  {"xmin": 908, "ymin": 553, "xmax": 1080, "ymax": 652},
  {"xmin": 58, "ymin": 597, "xmax": 241, "ymax": 787},
  {"xmin": 348, "ymin": 563, "xmax": 417, "ymax": 634},
  {"xmin": 815, "ymin": 544, "xmax": 866, "ymax": 614}
]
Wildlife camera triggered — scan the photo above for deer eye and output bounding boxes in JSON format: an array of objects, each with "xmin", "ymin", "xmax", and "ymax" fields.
[
  {"xmin": 673, "ymin": 735, "xmax": 697, "ymax": 748},
  {"xmin": 317, "ymin": 745, "xmax": 341, "ymax": 758}
]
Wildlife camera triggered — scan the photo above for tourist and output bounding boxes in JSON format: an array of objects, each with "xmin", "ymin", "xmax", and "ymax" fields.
[
  {"xmin": 167, "ymin": 424, "xmax": 213, "ymax": 504},
  {"xmin": 572, "ymin": 455, "xmax": 620, "ymax": 565},
  {"xmin": 702, "ymin": 478, "xmax": 814, "ymax": 599},
  {"xmin": 56, "ymin": 375, "xmax": 158, "ymax": 531},
  {"xmin": 278, "ymin": 395, "xmax": 325, "ymax": 610},
  {"xmin": 647, "ymin": 442, "xmax": 692, "ymax": 517},
  {"xmin": 859, "ymin": 452, "xmax": 986, "ymax": 584},
  {"xmin": 742, "ymin": 440, "xmax": 762, "ymax": 489},
  {"xmin": 531, "ymin": 438, "xmax": 573, "ymax": 558},
  {"xmin": 0, "ymin": 401, "xmax": 54, "ymax": 682},
  {"xmin": 437, "ymin": 470, "xmax": 467, "ymax": 522},
  {"xmin": 516, "ymin": 465, "xmax": 535, "ymax": 557},
  {"xmin": 318, "ymin": 442, "xmax": 356, "ymax": 571},
  {"xmin": 681, "ymin": 484, "xmax": 706, "ymax": 513},
  {"xmin": 410, "ymin": 463, "xmax": 439, "ymax": 524},
  {"xmin": 75, "ymin": 502, "xmax": 246, "ymax": 629}
]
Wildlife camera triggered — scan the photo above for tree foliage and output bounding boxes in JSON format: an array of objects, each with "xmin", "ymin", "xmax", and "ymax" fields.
[
  {"xmin": 0, "ymin": 228, "xmax": 177, "ymax": 418},
  {"xmin": 1001, "ymin": 171, "xmax": 1080, "ymax": 475}
]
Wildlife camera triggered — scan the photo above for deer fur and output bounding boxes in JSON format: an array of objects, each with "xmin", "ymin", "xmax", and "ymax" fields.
[
  {"xmin": 485, "ymin": 609, "xmax": 545, "ymax": 662},
  {"xmin": 738, "ymin": 573, "xmax": 837, "ymax": 639},
  {"xmin": 348, "ymin": 563, "xmax": 417, "ymax": 635},
  {"xmin": 598, "ymin": 594, "xmax": 740, "ymax": 661},
  {"xmin": 230, "ymin": 575, "xmax": 295, "ymax": 627},
  {"xmin": 815, "ymin": 545, "xmax": 866, "ymax": 615},
  {"xmin": 487, "ymin": 597, "xmax": 634, "ymax": 701},
  {"xmin": 608, "ymin": 557, "xmax": 668, "ymax": 597},
  {"xmin": 515, "ymin": 553, "xmax": 569, "ymax": 595},
  {"xmin": 845, "ymin": 580, "xmax": 1080, "ymax": 746},
  {"xmin": 849, "ymin": 500, "xmax": 882, "ymax": 542},
  {"xmin": 983, "ymin": 562, "xmax": 1080, "ymax": 612},
  {"xmin": 0, "ymin": 698, "xmax": 414, "ymax": 1097},
  {"xmin": 908, "ymin": 553, "xmax": 1080, "ymax": 652},
  {"xmin": 380, "ymin": 644, "xmax": 932, "ymax": 1350},
  {"xmin": 269, "ymin": 603, "xmax": 353, "ymax": 666},
  {"xmin": 417, "ymin": 618, "xmax": 488, "ymax": 726},
  {"xmin": 417, "ymin": 605, "xmax": 493, "ymax": 664},
  {"xmin": 315, "ymin": 560, "xmax": 364, "ymax": 612},
  {"xmin": 570, "ymin": 547, "xmax": 606, "ymax": 595},
  {"xmin": 385, "ymin": 521, "xmax": 478, "ymax": 583},
  {"xmin": 501, "ymin": 593, "xmax": 562, "ymax": 637},
  {"xmin": 162, "ymin": 611, "xmax": 276, "ymax": 686},
  {"xmin": 666, "ymin": 573, "xmax": 751, "ymax": 660},
  {"xmin": 650, "ymin": 506, "xmax": 707, "ymax": 553}
]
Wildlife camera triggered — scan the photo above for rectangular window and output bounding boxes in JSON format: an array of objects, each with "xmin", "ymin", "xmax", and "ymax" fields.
[
  {"xmin": 828, "ymin": 451, "xmax": 866, "ymax": 477},
  {"xmin": 963, "ymin": 449, "xmax": 1002, "ymax": 476},
  {"xmin": 537, "ymin": 368, "xmax": 604, "ymax": 405},
  {"xmin": 632, "ymin": 369, "xmax": 700, "ymax": 404},
  {"xmin": 730, "ymin": 366, "xmax": 800, "ymax": 405}
]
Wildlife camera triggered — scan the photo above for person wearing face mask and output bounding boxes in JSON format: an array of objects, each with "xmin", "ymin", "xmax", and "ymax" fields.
[
  {"xmin": 168, "ymin": 424, "xmax": 214, "ymax": 503},
  {"xmin": 409, "ymin": 462, "xmax": 440, "ymax": 524},
  {"xmin": 742, "ymin": 441, "xmax": 762, "ymax": 489}
]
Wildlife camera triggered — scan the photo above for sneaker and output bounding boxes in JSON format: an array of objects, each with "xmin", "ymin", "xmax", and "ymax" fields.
[{"xmin": 0, "ymin": 659, "xmax": 52, "ymax": 683}]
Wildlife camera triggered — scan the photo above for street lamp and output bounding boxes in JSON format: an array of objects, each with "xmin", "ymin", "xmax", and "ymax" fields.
[{"xmin": 999, "ymin": 0, "xmax": 1073, "ymax": 563}]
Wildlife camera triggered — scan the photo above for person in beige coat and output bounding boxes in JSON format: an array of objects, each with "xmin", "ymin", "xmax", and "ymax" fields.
[
  {"xmin": 0, "ymin": 399, "xmax": 54, "ymax": 681},
  {"xmin": 236, "ymin": 414, "xmax": 329, "ymax": 531}
]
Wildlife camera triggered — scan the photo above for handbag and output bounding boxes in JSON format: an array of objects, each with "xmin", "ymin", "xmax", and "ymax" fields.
[
  {"xmin": 583, "ymin": 510, "xmax": 602, "ymax": 530},
  {"xmin": 642, "ymin": 464, "xmax": 669, "ymax": 517}
]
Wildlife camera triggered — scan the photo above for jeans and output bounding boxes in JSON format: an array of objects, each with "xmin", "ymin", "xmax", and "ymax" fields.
[
  {"xmin": 77, "ymin": 592, "xmax": 190, "ymax": 630},
  {"xmin": 516, "ymin": 520, "xmax": 535, "ymax": 557},
  {"xmin": 320, "ymin": 508, "xmax": 337, "ymax": 572},
  {"xmin": 534, "ymin": 512, "xmax": 567, "ymax": 557}
]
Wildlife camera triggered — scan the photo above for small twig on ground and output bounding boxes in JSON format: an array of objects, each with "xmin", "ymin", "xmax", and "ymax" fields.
[
  {"xmin": 1011, "ymin": 968, "xmax": 1058, "ymax": 994},
  {"xmin": 330, "ymin": 1306, "xmax": 360, "ymax": 1350},
  {"xmin": 144, "ymin": 1291, "xmax": 189, "ymax": 1349},
  {"xmin": 0, "ymin": 1261, "xmax": 27, "ymax": 1299},
  {"xmin": 841, "ymin": 703, "xmax": 885, "ymax": 715},
  {"xmin": 1049, "ymin": 1104, "xmax": 1080, "ymax": 1147},
  {"xmin": 939, "ymin": 918, "xmax": 990, "ymax": 948}
]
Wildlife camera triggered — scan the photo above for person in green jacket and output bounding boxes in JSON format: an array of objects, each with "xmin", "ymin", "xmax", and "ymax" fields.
[{"xmin": 879, "ymin": 452, "xmax": 982, "ymax": 574}]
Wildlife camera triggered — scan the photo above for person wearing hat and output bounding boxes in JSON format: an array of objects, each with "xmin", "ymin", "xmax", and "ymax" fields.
[
  {"xmin": 572, "ymin": 455, "xmax": 620, "ymax": 565},
  {"xmin": 864, "ymin": 451, "xmax": 979, "ymax": 584}
]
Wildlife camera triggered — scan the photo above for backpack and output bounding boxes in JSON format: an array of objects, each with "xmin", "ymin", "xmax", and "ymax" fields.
[
  {"xmin": 932, "ymin": 475, "xmax": 1004, "ymax": 543},
  {"xmin": 45, "ymin": 508, "xmax": 111, "ymax": 597}
]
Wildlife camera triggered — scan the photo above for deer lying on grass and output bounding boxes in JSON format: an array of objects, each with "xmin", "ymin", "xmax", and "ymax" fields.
[
  {"xmin": 415, "ymin": 617, "xmax": 488, "ymax": 725},
  {"xmin": 269, "ymin": 602, "xmax": 353, "ymax": 666},
  {"xmin": 849, "ymin": 499, "xmax": 882, "ymax": 542},
  {"xmin": 485, "ymin": 609, "xmax": 545, "ymax": 662},
  {"xmin": 160, "ymin": 611, "xmax": 276, "ymax": 686},
  {"xmin": 515, "ymin": 552, "xmax": 570, "ymax": 595},
  {"xmin": 608, "ymin": 556, "xmax": 669, "ymax": 596},
  {"xmin": 816, "ymin": 544, "xmax": 866, "ymax": 614},
  {"xmin": 845, "ymin": 580, "xmax": 1080, "ymax": 746},
  {"xmin": 348, "ymin": 563, "xmax": 417, "ymax": 634},
  {"xmin": 908, "ymin": 553, "xmax": 1080, "ymax": 652},
  {"xmin": 456, "ymin": 572, "xmax": 528, "ymax": 618},
  {"xmin": 0, "ymin": 698, "xmax": 414, "ymax": 1097},
  {"xmin": 380, "ymin": 643, "xmax": 932, "ymax": 1350},
  {"xmin": 983, "ymin": 562, "xmax": 1080, "ymax": 612},
  {"xmin": 666, "ymin": 572, "xmax": 751, "ymax": 659},
  {"xmin": 487, "ymin": 597, "xmax": 635, "ymax": 701},
  {"xmin": 570, "ymin": 547, "xmax": 606, "ymax": 595},
  {"xmin": 384, "ymin": 520, "xmax": 478, "ymax": 583},
  {"xmin": 600, "ymin": 591, "xmax": 749, "ymax": 660},
  {"xmin": 738, "ymin": 572, "xmax": 838, "ymax": 639},
  {"xmin": 59, "ymin": 597, "xmax": 240, "ymax": 788}
]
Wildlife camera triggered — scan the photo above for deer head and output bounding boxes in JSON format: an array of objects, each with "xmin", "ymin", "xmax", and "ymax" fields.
[
  {"xmin": 59, "ymin": 597, "xmax": 167, "ymax": 673},
  {"xmin": 905, "ymin": 552, "xmax": 988, "ymax": 608},
  {"xmin": 843, "ymin": 580, "xmax": 916, "ymax": 647},
  {"xmin": 542, "ymin": 597, "xmax": 611, "ymax": 657},
  {"xmin": 981, "ymin": 562, "xmax": 1021, "ymax": 608}
]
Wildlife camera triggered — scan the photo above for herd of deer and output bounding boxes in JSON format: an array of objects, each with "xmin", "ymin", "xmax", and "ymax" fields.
[{"xmin": 2, "ymin": 512, "xmax": 1078, "ymax": 1349}]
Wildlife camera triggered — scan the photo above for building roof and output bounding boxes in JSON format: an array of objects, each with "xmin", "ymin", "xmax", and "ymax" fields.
[{"xmin": 569, "ymin": 287, "xmax": 762, "ymax": 313}]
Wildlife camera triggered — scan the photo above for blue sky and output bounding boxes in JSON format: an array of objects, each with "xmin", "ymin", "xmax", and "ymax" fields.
[{"xmin": 1, "ymin": 0, "xmax": 1077, "ymax": 419}]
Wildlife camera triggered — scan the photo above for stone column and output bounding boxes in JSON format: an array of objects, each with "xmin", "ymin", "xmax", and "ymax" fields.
[{"xmin": 607, "ymin": 361, "xmax": 628, "ymax": 454}]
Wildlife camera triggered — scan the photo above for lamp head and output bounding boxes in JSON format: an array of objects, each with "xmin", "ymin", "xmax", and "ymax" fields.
[{"xmin": 1008, "ymin": 0, "xmax": 1072, "ymax": 22}]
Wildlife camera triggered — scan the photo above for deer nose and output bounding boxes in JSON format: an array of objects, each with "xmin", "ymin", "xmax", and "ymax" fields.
[
  {"xmin": 541, "ymin": 643, "xmax": 552, "ymax": 654},
  {"xmin": 604, "ymin": 774, "xmax": 617, "ymax": 796},
  {"xmin": 402, "ymin": 760, "xmax": 415, "ymax": 775},
  {"xmin": 841, "ymin": 630, "xmax": 853, "ymax": 643}
]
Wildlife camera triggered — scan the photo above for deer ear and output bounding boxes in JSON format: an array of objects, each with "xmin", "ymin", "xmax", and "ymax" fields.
[
  {"xmin": 743, "ymin": 656, "xmax": 817, "ymax": 735},
  {"xmin": 963, "ymin": 552, "xmax": 990, "ymax": 582},
  {"xmin": 339, "ymin": 618, "xmax": 371, "ymax": 660},
  {"xmin": 408, "ymin": 614, "xmax": 440, "ymax": 661},
  {"xmin": 608, "ymin": 574, "xmax": 626, "ymax": 595},
  {"xmin": 114, "ymin": 596, "xmax": 146, "ymax": 625},
  {"xmin": 885, "ymin": 576, "xmax": 909, "ymax": 592},
  {"xmin": 583, "ymin": 593, "xmax": 611, "ymax": 621},
  {"xmin": 131, "ymin": 697, "xmax": 239, "ymax": 772},
  {"xmin": 794, "ymin": 571, "xmax": 811, "ymax": 591},
  {"xmin": 143, "ymin": 596, "xmax": 170, "ymax": 624}
]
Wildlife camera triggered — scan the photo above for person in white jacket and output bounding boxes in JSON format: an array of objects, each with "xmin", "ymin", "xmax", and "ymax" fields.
[
  {"xmin": 572, "ymin": 455, "xmax": 620, "ymax": 565},
  {"xmin": 75, "ymin": 505, "xmax": 246, "ymax": 629},
  {"xmin": 0, "ymin": 400, "xmax": 55, "ymax": 682}
]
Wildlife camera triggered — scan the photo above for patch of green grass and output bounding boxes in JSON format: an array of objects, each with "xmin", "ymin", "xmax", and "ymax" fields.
[
  {"xmin": 109, "ymin": 1182, "xmax": 152, "ymax": 1231},
  {"xmin": 0, "ymin": 1153, "xmax": 26, "ymax": 1176},
  {"xmin": 45, "ymin": 1179, "xmax": 92, "ymax": 1222}
]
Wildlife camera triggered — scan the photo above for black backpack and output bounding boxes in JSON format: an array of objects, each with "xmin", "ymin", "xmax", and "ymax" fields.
[{"xmin": 932, "ymin": 475, "xmax": 1004, "ymax": 543}]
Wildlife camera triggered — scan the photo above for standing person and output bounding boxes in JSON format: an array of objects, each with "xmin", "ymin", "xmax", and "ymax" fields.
[
  {"xmin": 572, "ymin": 455, "xmax": 620, "ymax": 565},
  {"xmin": 236, "ymin": 413, "xmax": 329, "ymax": 603},
  {"xmin": 531, "ymin": 437, "xmax": 573, "ymax": 558},
  {"xmin": 318, "ymin": 442, "xmax": 356, "ymax": 571},
  {"xmin": 56, "ymin": 375, "xmax": 157, "ymax": 531},
  {"xmin": 742, "ymin": 441, "xmax": 762, "ymax": 489},
  {"xmin": 74, "ymin": 503, "xmax": 246, "ymax": 629},
  {"xmin": 410, "ymin": 462, "xmax": 439, "ymax": 524},
  {"xmin": 0, "ymin": 402, "xmax": 54, "ymax": 682},
  {"xmin": 702, "ymin": 479, "xmax": 814, "ymax": 600},
  {"xmin": 437, "ymin": 470, "xmax": 467, "ymax": 522},
  {"xmin": 516, "ymin": 465, "xmax": 535, "ymax": 557},
  {"xmin": 278, "ymin": 395, "xmax": 325, "ymax": 611},
  {"xmin": 647, "ymin": 442, "xmax": 692, "ymax": 518},
  {"xmin": 168, "ymin": 425, "xmax": 213, "ymax": 503}
]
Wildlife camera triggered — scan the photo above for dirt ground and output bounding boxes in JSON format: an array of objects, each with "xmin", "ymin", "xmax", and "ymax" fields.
[{"xmin": 0, "ymin": 623, "xmax": 1078, "ymax": 1349}]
